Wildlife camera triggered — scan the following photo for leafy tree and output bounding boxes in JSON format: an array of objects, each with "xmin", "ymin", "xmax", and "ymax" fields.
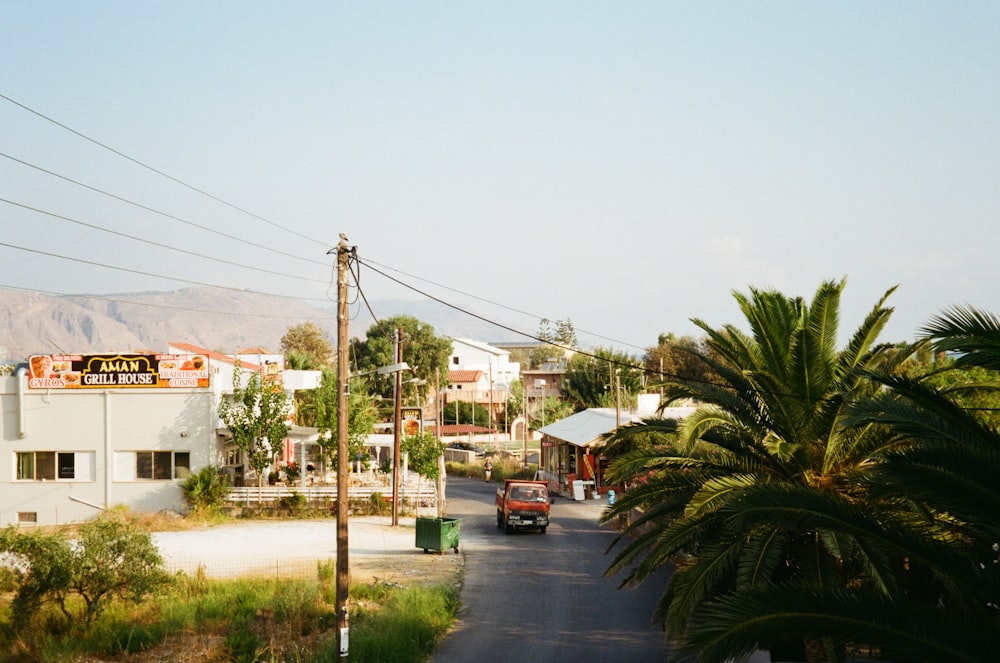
[
  {"xmin": 505, "ymin": 379, "xmax": 524, "ymax": 430},
  {"xmin": 602, "ymin": 279, "xmax": 911, "ymax": 662},
  {"xmin": 529, "ymin": 395, "xmax": 573, "ymax": 429},
  {"xmin": 643, "ymin": 332, "xmax": 721, "ymax": 391},
  {"xmin": 181, "ymin": 465, "xmax": 232, "ymax": 512},
  {"xmin": 314, "ymin": 370, "xmax": 379, "ymax": 471},
  {"xmin": 349, "ymin": 315, "xmax": 452, "ymax": 401},
  {"xmin": 402, "ymin": 431, "xmax": 446, "ymax": 511},
  {"xmin": 0, "ymin": 526, "xmax": 72, "ymax": 631},
  {"xmin": 0, "ymin": 509, "xmax": 168, "ymax": 631},
  {"xmin": 441, "ymin": 400, "xmax": 492, "ymax": 428},
  {"xmin": 218, "ymin": 363, "xmax": 291, "ymax": 500},
  {"xmin": 561, "ymin": 347, "xmax": 643, "ymax": 410},
  {"xmin": 527, "ymin": 318, "xmax": 576, "ymax": 368},
  {"xmin": 281, "ymin": 321, "xmax": 333, "ymax": 367}
]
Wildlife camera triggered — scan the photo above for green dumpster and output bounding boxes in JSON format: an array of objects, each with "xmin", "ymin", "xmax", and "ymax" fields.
[{"xmin": 415, "ymin": 517, "xmax": 461, "ymax": 554}]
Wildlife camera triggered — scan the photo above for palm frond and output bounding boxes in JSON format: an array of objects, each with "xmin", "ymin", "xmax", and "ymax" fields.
[
  {"xmin": 840, "ymin": 284, "xmax": 898, "ymax": 371},
  {"xmin": 922, "ymin": 304, "xmax": 1000, "ymax": 370},
  {"xmin": 678, "ymin": 585, "xmax": 992, "ymax": 663}
]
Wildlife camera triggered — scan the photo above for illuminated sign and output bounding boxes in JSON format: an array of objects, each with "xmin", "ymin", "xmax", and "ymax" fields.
[{"xmin": 27, "ymin": 354, "xmax": 209, "ymax": 389}]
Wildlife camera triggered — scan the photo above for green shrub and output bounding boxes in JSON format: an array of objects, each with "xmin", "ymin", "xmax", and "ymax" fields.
[
  {"xmin": 368, "ymin": 492, "xmax": 389, "ymax": 516},
  {"xmin": 278, "ymin": 491, "xmax": 307, "ymax": 511},
  {"xmin": 181, "ymin": 465, "xmax": 231, "ymax": 512}
]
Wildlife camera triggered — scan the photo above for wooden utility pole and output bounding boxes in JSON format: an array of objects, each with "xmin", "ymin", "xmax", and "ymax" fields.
[
  {"xmin": 391, "ymin": 328, "xmax": 403, "ymax": 526},
  {"xmin": 435, "ymin": 366, "xmax": 445, "ymax": 517},
  {"xmin": 615, "ymin": 369, "xmax": 622, "ymax": 430},
  {"xmin": 334, "ymin": 237, "xmax": 351, "ymax": 658}
]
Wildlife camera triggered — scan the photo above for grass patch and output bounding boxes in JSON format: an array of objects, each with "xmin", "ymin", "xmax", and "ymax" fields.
[
  {"xmin": 1, "ymin": 569, "xmax": 458, "ymax": 662},
  {"xmin": 329, "ymin": 584, "xmax": 458, "ymax": 663},
  {"xmin": 447, "ymin": 457, "xmax": 538, "ymax": 482}
]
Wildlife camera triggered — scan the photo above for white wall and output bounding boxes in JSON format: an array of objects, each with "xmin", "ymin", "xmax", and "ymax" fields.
[
  {"xmin": 450, "ymin": 339, "xmax": 521, "ymax": 388},
  {"xmin": 1, "ymin": 374, "xmax": 220, "ymax": 526}
]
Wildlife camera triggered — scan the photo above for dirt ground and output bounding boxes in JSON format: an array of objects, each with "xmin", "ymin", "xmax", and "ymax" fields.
[{"xmin": 151, "ymin": 516, "xmax": 465, "ymax": 587}]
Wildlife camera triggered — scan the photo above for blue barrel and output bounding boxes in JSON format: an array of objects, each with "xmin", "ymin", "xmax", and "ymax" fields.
[{"xmin": 607, "ymin": 490, "xmax": 616, "ymax": 505}]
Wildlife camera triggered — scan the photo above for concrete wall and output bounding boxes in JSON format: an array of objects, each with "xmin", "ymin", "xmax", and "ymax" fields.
[{"xmin": 1, "ymin": 373, "xmax": 220, "ymax": 526}]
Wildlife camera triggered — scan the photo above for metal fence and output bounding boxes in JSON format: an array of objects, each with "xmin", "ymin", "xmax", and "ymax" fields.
[
  {"xmin": 223, "ymin": 483, "xmax": 438, "ymax": 507},
  {"xmin": 163, "ymin": 555, "xmax": 335, "ymax": 580}
]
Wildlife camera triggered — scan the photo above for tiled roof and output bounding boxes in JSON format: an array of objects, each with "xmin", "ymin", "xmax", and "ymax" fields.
[
  {"xmin": 449, "ymin": 370, "xmax": 484, "ymax": 383},
  {"xmin": 168, "ymin": 342, "xmax": 262, "ymax": 371}
]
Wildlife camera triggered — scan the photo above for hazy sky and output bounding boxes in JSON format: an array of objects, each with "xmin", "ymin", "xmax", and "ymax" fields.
[{"xmin": 3, "ymin": 2, "xmax": 998, "ymax": 355}]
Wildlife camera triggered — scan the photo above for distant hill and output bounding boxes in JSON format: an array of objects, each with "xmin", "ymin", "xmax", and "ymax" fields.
[{"xmin": 0, "ymin": 287, "xmax": 518, "ymax": 362}]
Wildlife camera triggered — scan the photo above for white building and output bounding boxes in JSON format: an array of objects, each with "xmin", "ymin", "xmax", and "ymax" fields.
[
  {"xmin": 448, "ymin": 338, "xmax": 520, "ymax": 388},
  {"xmin": 1, "ymin": 343, "xmax": 320, "ymax": 527}
]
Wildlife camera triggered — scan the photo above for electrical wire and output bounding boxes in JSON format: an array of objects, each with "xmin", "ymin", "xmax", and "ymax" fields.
[
  {"xmin": 349, "ymin": 252, "xmax": 381, "ymax": 328},
  {"xmin": 1, "ymin": 198, "xmax": 329, "ymax": 285},
  {"xmin": 1, "ymin": 93, "xmax": 333, "ymax": 250},
  {"xmin": 361, "ymin": 256, "xmax": 647, "ymax": 352},
  {"xmin": 356, "ymin": 255, "xmax": 619, "ymax": 366},
  {"xmin": 0, "ymin": 283, "xmax": 338, "ymax": 321},
  {"xmin": 0, "ymin": 151, "xmax": 330, "ymax": 267},
  {"xmin": 7, "ymin": 98, "xmax": 992, "ymax": 410},
  {"xmin": 0, "ymin": 240, "xmax": 334, "ymax": 304},
  {"xmin": 356, "ymin": 255, "xmax": 1000, "ymax": 413}
]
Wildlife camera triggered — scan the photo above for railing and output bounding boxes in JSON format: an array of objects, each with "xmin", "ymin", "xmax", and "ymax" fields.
[{"xmin": 224, "ymin": 483, "xmax": 438, "ymax": 506}]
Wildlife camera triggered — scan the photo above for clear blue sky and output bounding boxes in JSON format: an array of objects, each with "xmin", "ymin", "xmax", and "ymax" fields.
[{"xmin": 2, "ymin": 2, "xmax": 998, "ymax": 353}]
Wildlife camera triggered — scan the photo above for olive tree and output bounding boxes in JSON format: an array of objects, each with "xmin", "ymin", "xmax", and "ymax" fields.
[{"xmin": 0, "ymin": 509, "xmax": 168, "ymax": 631}]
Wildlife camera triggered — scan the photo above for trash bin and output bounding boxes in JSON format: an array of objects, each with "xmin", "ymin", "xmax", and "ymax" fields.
[
  {"xmin": 415, "ymin": 516, "xmax": 461, "ymax": 554},
  {"xmin": 607, "ymin": 489, "xmax": 616, "ymax": 505},
  {"xmin": 572, "ymin": 480, "xmax": 586, "ymax": 501}
]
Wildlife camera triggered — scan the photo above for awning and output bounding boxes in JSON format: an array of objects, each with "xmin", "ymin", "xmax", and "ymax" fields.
[{"xmin": 536, "ymin": 407, "xmax": 697, "ymax": 448}]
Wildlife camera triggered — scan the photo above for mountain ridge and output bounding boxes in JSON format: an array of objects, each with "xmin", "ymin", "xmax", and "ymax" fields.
[{"xmin": 0, "ymin": 287, "xmax": 516, "ymax": 362}]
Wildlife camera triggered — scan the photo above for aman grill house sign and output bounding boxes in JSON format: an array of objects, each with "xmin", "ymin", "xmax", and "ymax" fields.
[{"xmin": 28, "ymin": 354, "xmax": 209, "ymax": 389}]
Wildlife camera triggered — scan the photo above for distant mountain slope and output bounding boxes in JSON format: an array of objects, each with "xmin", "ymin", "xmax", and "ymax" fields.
[{"xmin": 0, "ymin": 287, "xmax": 518, "ymax": 362}]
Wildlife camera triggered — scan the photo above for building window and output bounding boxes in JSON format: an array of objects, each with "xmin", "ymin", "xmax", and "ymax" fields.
[
  {"xmin": 225, "ymin": 447, "xmax": 242, "ymax": 466},
  {"xmin": 16, "ymin": 452, "xmax": 93, "ymax": 481},
  {"xmin": 58, "ymin": 453, "xmax": 75, "ymax": 479},
  {"xmin": 17, "ymin": 512, "xmax": 37, "ymax": 524},
  {"xmin": 452, "ymin": 357, "xmax": 459, "ymax": 365},
  {"xmin": 135, "ymin": 451, "xmax": 191, "ymax": 480}
]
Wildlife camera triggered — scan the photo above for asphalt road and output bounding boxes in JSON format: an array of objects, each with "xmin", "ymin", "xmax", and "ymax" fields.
[{"xmin": 431, "ymin": 477, "xmax": 674, "ymax": 663}]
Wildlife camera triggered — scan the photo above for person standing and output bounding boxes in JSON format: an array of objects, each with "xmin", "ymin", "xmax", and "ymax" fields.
[{"xmin": 484, "ymin": 458, "xmax": 493, "ymax": 482}]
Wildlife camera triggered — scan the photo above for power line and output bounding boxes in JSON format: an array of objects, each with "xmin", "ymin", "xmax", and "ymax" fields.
[
  {"xmin": 348, "ymin": 251, "xmax": 381, "ymax": 328},
  {"xmin": 1, "ymin": 198, "xmax": 329, "ymax": 285},
  {"xmin": 0, "ymin": 150, "xmax": 330, "ymax": 267},
  {"xmin": 356, "ymin": 256, "xmax": 637, "ymax": 369},
  {"xmin": 0, "ymin": 240, "xmax": 334, "ymax": 304},
  {"xmin": 361, "ymin": 257, "xmax": 648, "ymax": 352},
  {"xmin": 1, "ymin": 93, "xmax": 332, "ymax": 249},
  {"xmin": 0, "ymin": 283, "xmax": 338, "ymax": 321}
]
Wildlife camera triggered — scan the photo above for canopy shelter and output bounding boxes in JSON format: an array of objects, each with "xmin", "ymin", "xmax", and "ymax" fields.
[{"xmin": 536, "ymin": 406, "xmax": 696, "ymax": 495}]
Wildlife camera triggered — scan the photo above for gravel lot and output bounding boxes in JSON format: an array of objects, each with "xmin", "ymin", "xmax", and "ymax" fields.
[{"xmin": 152, "ymin": 515, "xmax": 464, "ymax": 586}]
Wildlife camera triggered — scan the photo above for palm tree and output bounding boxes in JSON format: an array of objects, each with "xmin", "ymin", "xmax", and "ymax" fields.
[
  {"xmin": 820, "ymin": 305, "xmax": 1000, "ymax": 661},
  {"xmin": 603, "ymin": 279, "xmax": 922, "ymax": 662}
]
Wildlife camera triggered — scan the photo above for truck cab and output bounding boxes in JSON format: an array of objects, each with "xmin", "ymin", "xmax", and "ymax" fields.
[{"xmin": 495, "ymin": 479, "xmax": 550, "ymax": 534}]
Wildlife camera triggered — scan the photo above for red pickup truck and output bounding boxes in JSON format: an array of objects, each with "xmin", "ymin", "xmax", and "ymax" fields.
[{"xmin": 495, "ymin": 479, "xmax": 550, "ymax": 534}]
